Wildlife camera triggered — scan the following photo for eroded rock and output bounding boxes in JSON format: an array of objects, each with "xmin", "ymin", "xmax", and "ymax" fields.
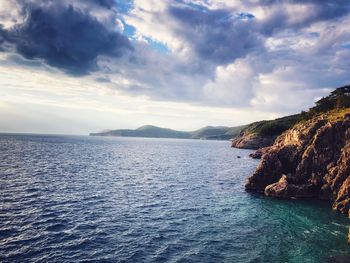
[
  {"xmin": 246, "ymin": 113, "xmax": 350, "ymax": 217},
  {"xmin": 231, "ymin": 133, "xmax": 277, "ymax": 150},
  {"xmin": 249, "ymin": 146, "xmax": 272, "ymax": 159}
]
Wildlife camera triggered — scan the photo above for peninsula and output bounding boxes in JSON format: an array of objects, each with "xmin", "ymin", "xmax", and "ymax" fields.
[
  {"xmin": 90, "ymin": 125, "xmax": 246, "ymax": 140},
  {"xmin": 241, "ymin": 85, "xmax": 350, "ymax": 242}
]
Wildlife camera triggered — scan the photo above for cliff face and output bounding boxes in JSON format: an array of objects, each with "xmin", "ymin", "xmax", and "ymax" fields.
[
  {"xmin": 231, "ymin": 114, "xmax": 300, "ymax": 149},
  {"xmin": 231, "ymin": 132, "xmax": 277, "ymax": 150},
  {"xmin": 246, "ymin": 111, "xmax": 350, "ymax": 216}
]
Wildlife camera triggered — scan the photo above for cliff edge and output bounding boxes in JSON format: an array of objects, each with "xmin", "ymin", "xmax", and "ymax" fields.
[
  {"xmin": 246, "ymin": 109, "xmax": 350, "ymax": 217},
  {"xmin": 231, "ymin": 114, "xmax": 300, "ymax": 150}
]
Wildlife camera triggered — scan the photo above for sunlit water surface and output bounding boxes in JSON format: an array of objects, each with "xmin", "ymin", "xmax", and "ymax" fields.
[{"xmin": 0, "ymin": 134, "xmax": 349, "ymax": 262}]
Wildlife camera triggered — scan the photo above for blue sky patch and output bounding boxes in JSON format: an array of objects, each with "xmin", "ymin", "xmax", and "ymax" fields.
[
  {"xmin": 341, "ymin": 43, "xmax": 350, "ymax": 49},
  {"xmin": 144, "ymin": 37, "xmax": 170, "ymax": 54},
  {"xmin": 123, "ymin": 23, "xmax": 136, "ymax": 38},
  {"xmin": 114, "ymin": 0, "xmax": 133, "ymax": 13},
  {"xmin": 123, "ymin": 22, "xmax": 170, "ymax": 54}
]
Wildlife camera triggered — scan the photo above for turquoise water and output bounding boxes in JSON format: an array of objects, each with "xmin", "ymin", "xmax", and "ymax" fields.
[{"xmin": 0, "ymin": 134, "xmax": 349, "ymax": 262}]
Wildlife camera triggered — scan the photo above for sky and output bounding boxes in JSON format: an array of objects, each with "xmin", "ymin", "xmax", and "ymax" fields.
[{"xmin": 0, "ymin": 0, "xmax": 350, "ymax": 134}]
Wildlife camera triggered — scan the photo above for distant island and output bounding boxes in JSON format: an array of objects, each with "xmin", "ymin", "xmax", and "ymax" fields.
[
  {"xmin": 90, "ymin": 124, "xmax": 246, "ymax": 140},
  {"xmin": 89, "ymin": 113, "xmax": 303, "ymax": 142},
  {"xmin": 91, "ymin": 96, "xmax": 323, "ymax": 143}
]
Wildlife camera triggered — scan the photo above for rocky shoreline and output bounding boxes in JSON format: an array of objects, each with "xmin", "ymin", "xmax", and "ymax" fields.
[
  {"xmin": 245, "ymin": 112, "xmax": 350, "ymax": 210},
  {"xmin": 231, "ymin": 133, "xmax": 277, "ymax": 150},
  {"xmin": 242, "ymin": 110, "xmax": 350, "ymax": 242}
]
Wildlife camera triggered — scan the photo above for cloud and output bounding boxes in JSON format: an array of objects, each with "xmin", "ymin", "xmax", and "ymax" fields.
[
  {"xmin": 1, "ymin": 0, "xmax": 350, "ymax": 120},
  {"xmin": 254, "ymin": 0, "xmax": 350, "ymax": 36},
  {"xmin": 168, "ymin": 4, "xmax": 263, "ymax": 65},
  {"xmin": 0, "ymin": 0, "xmax": 132, "ymax": 75},
  {"xmin": 88, "ymin": 0, "xmax": 115, "ymax": 9}
]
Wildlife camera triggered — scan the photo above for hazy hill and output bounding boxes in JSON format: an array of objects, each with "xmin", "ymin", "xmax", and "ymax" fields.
[
  {"xmin": 90, "ymin": 86, "xmax": 350, "ymax": 144},
  {"xmin": 90, "ymin": 125, "xmax": 191, "ymax": 139},
  {"xmin": 90, "ymin": 124, "xmax": 248, "ymax": 140}
]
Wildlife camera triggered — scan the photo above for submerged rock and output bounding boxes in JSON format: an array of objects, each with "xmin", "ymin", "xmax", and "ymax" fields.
[
  {"xmin": 249, "ymin": 147, "xmax": 272, "ymax": 159},
  {"xmin": 264, "ymin": 175, "xmax": 316, "ymax": 198},
  {"xmin": 246, "ymin": 111, "xmax": 350, "ymax": 217}
]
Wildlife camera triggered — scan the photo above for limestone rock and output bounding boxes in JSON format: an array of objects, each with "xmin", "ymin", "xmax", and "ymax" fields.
[
  {"xmin": 245, "ymin": 112, "xmax": 350, "ymax": 216},
  {"xmin": 231, "ymin": 133, "xmax": 277, "ymax": 150},
  {"xmin": 249, "ymin": 147, "xmax": 272, "ymax": 159}
]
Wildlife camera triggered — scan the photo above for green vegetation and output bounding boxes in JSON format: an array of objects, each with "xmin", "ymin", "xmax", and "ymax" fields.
[
  {"xmin": 314, "ymin": 108, "xmax": 350, "ymax": 123},
  {"xmin": 238, "ymin": 114, "xmax": 301, "ymax": 137},
  {"xmin": 190, "ymin": 126, "xmax": 230, "ymax": 139},
  {"xmin": 134, "ymin": 125, "xmax": 191, "ymax": 138},
  {"xmin": 91, "ymin": 85, "xmax": 350, "ymax": 140},
  {"xmin": 254, "ymin": 115, "xmax": 301, "ymax": 136},
  {"xmin": 225, "ymin": 125, "xmax": 248, "ymax": 138},
  {"xmin": 300, "ymin": 85, "xmax": 350, "ymax": 121},
  {"xmin": 239, "ymin": 85, "xmax": 350, "ymax": 138},
  {"xmin": 191, "ymin": 125, "xmax": 247, "ymax": 140}
]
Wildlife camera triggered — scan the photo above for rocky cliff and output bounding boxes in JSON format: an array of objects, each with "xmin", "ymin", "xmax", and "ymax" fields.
[
  {"xmin": 246, "ymin": 109, "xmax": 350, "ymax": 218},
  {"xmin": 231, "ymin": 114, "xmax": 300, "ymax": 149},
  {"xmin": 231, "ymin": 132, "xmax": 276, "ymax": 150}
]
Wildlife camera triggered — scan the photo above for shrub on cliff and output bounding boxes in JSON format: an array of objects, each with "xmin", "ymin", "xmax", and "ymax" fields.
[{"xmin": 301, "ymin": 85, "xmax": 350, "ymax": 120}]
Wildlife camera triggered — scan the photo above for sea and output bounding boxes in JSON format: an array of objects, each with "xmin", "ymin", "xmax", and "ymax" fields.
[{"xmin": 0, "ymin": 134, "xmax": 349, "ymax": 262}]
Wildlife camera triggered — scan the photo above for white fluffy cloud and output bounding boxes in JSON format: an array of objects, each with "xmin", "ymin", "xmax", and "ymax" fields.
[
  {"xmin": 118, "ymin": 0, "xmax": 350, "ymax": 111},
  {"xmin": 0, "ymin": 0, "xmax": 350, "ymax": 133}
]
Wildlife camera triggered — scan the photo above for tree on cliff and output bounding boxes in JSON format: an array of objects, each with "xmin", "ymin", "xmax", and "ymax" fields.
[{"xmin": 301, "ymin": 85, "xmax": 350, "ymax": 120}]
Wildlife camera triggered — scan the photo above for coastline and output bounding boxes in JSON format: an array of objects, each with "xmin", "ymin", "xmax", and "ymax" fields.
[{"xmin": 237, "ymin": 109, "xmax": 350, "ymax": 244}]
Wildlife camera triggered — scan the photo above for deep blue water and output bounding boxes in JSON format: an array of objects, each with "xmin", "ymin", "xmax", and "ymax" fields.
[{"xmin": 0, "ymin": 134, "xmax": 349, "ymax": 262}]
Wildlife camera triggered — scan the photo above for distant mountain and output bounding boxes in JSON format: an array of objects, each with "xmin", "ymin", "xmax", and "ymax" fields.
[
  {"xmin": 90, "ymin": 125, "xmax": 191, "ymax": 139},
  {"xmin": 92, "ymin": 86, "xmax": 350, "ymax": 143},
  {"xmin": 191, "ymin": 125, "xmax": 246, "ymax": 140},
  {"xmin": 190, "ymin": 126, "xmax": 227, "ymax": 139},
  {"xmin": 90, "ymin": 124, "xmax": 248, "ymax": 140}
]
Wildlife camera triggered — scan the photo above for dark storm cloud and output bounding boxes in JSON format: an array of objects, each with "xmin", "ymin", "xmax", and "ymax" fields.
[
  {"xmin": 0, "ymin": 1, "xmax": 132, "ymax": 75},
  {"xmin": 169, "ymin": 5, "xmax": 263, "ymax": 65},
  {"xmin": 0, "ymin": 26, "xmax": 6, "ymax": 51},
  {"xmin": 1, "ymin": 0, "xmax": 349, "ymax": 75},
  {"xmin": 168, "ymin": 1, "xmax": 350, "ymax": 65},
  {"xmin": 1, "ymin": 0, "xmax": 350, "ymax": 112},
  {"xmin": 88, "ymin": 0, "xmax": 116, "ymax": 9},
  {"xmin": 256, "ymin": 0, "xmax": 350, "ymax": 35}
]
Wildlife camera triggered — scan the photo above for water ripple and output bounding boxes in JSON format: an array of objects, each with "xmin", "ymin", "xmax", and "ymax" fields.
[{"xmin": 0, "ymin": 134, "xmax": 349, "ymax": 262}]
